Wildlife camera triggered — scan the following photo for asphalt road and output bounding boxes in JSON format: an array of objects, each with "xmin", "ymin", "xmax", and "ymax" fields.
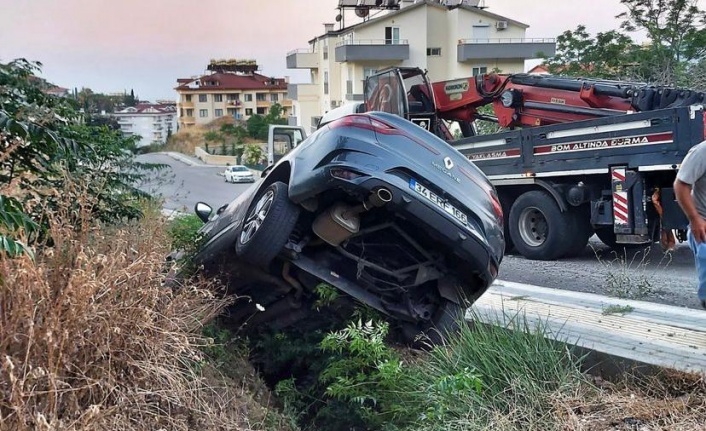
[{"xmin": 138, "ymin": 152, "xmax": 702, "ymax": 310}]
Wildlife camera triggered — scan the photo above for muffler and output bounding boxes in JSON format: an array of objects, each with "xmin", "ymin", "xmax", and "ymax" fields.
[{"xmin": 312, "ymin": 188, "xmax": 392, "ymax": 246}]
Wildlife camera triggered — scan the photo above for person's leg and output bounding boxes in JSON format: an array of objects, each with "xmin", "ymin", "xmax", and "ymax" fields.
[{"xmin": 687, "ymin": 227, "xmax": 706, "ymax": 308}]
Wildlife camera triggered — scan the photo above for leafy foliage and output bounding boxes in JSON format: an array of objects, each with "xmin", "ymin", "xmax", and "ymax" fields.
[
  {"xmin": 246, "ymin": 102, "xmax": 287, "ymax": 140},
  {"xmin": 544, "ymin": 0, "xmax": 706, "ymax": 86},
  {"xmin": 0, "ymin": 58, "xmax": 166, "ymax": 257}
]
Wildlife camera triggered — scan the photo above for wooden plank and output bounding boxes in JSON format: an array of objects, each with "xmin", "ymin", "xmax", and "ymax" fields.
[{"xmin": 468, "ymin": 280, "xmax": 706, "ymax": 374}]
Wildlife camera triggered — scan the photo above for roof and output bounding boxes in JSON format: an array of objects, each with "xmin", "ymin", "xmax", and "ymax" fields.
[
  {"xmin": 115, "ymin": 103, "xmax": 177, "ymax": 115},
  {"xmin": 175, "ymin": 72, "xmax": 288, "ymax": 92},
  {"xmin": 306, "ymin": 0, "xmax": 527, "ymax": 43}
]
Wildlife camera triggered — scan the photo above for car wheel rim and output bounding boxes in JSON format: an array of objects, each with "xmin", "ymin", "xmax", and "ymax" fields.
[
  {"xmin": 518, "ymin": 207, "xmax": 548, "ymax": 247},
  {"xmin": 240, "ymin": 189, "xmax": 274, "ymax": 245}
]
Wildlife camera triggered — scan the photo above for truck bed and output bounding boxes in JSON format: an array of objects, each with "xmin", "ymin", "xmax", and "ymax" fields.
[{"xmin": 452, "ymin": 105, "xmax": 705, "ymax": 179}]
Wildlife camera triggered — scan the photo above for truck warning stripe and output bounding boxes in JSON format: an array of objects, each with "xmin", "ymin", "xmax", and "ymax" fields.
[
  {"xmin": 613, "ymin": 192, "xmax": 629, "ymax": 224},
  {"xmin": 466, "ymin": 148, "xmax": 521, "ymax": 161},
  {"xmin": 612, "ymin": 169, "xmax": 626, "ymax": 182},
  {"xmin": 534, "ymin": 132, "xmax": 673, "ymax": 156}
]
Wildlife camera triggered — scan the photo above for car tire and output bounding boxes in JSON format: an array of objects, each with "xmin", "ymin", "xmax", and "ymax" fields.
[
  {"xmin": 509, "ymin": 190, "xmax": 573, "ymax": 261},
  {"xmin": 399, "ymin": 300, "xmax": 465, "ymax": 348},
  {"xmin": 595, "ymin": 227, "xmax": 649, "ymax": 253},
  {"xmin": 235, "ymin": 181, "xmax": 300, "ymax": 269}
]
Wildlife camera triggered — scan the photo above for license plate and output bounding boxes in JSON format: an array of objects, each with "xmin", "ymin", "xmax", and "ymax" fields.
[{"xmin": 409, "ymin": 178, "xmax": 468, "ymax": 226}]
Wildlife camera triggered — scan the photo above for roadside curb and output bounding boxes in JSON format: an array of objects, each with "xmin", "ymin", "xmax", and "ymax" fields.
[
  {"xmin": 163, "ymin": 152, "xmax": 202, "ymax": 167},
  {"xmin": 161, "ymin": 208, "xmax": 187, "ymax": 220}
]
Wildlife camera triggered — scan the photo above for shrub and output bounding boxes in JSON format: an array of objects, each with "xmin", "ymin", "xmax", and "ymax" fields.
[{"xmin": 0, "ymin": 179, "xmax": 283, "ymax": 430}]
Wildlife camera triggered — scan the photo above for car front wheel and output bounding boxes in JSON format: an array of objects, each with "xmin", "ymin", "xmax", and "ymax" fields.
[{"xmin": 235, "ymin": 181, "xmax": 300, "ymax": 268}]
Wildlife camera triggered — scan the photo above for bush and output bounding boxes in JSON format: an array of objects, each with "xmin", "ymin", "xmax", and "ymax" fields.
[{"xmin": 0, "ymin": 180, "xmax": 289, "ymax": 430}]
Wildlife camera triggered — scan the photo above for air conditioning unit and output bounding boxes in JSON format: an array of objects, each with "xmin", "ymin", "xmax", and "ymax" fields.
[{"xmin": 496, "ymin": 20, "xmax": 508, "ymax": 30}]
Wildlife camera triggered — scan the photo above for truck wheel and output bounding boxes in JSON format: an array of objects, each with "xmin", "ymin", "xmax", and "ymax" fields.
[
  {"xmin": 509, "ymin": 190, "xmax": 572, "ymax": 260},
  {"xmin": 235, "ymin": 181, "xmax": 300, "ymax": 269}
]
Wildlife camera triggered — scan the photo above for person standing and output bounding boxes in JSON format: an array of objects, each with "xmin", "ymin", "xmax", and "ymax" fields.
[{"xmin": 674, "ymin": 141, "xmax": 706, "ymax": 309}]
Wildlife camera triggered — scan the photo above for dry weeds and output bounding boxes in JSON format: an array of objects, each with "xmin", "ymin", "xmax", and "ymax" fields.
[{"xmin": 0, "ymin": 180, "xmax": 292, "ymax": 430}]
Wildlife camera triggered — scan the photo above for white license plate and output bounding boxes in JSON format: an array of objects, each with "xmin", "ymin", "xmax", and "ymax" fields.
[{"xmin": 409, "ymin": 179, "xmax": 468, "ymax": 226}]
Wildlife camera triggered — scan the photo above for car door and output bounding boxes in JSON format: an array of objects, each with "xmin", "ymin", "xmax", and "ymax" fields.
[{"xmin": 267, "ymin": 125, "xmax": 307, "ymax": 166}]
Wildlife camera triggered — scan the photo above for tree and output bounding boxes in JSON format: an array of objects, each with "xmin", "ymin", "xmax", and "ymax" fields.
[
  {"xmin": 618, "ymin": 0, "xmax": 706, "ymax": 84},
  {"xmin": 246, "ymin": 103, "xmax": 287, "ymax": 141},
  {"xmin": 0, "ymin": 58, "xmax": 165, "ymax": 256},
  {"xmin": 546, "ymin": 25, "xmax": 640, "ymax": 79},
  {"xmin": 203, "ymin": 130, "xmax": 221, "ymax": 154},
  {"xmin": 543, "ymin": 0, "xmax": 706, "ymax": 85},
  {"xmin": 124, "ymin": 88, "xmax": 137, "ymax": 107}
]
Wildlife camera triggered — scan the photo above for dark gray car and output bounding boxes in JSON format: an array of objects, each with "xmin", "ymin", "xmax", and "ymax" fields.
[{"xmin": 174, "ymin": 111, "xmax": 504, "ymax": 344}]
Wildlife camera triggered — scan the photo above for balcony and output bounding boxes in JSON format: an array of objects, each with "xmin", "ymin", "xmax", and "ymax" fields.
[
  {"xmin": 226, "ymin": 100, "xmax": 242, "ymax": 107},
  {"xmin": 286, "ymin": 48, "xmax": 319, "ymax": 69},
  {"xmin": 180, "ymin": 116, "xmax": 196, "ymax": 124},
  {"xmin": 256, "ymin": 100, "xmax": 271, "ymax": 108},
  {"xmin": 279, "ymin": 99, "xmax": 293, "ymax": 107},
  {"xmin": 457, "ymin": 38, "xmax": 556, "ymax": 62},
  {"xmin": 180, "ymin": 101, "xmax": 194, "ymax": 108},
  {"xmin": 287, "ymin": 83, "xmax": 318, "ymax": 100},
  {"xmin": 335, "ymin": 39, "xmax": 409, "ymax": 62}
]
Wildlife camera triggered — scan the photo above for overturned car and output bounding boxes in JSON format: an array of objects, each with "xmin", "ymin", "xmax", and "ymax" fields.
[{"xmin": 175, "ymin": 111, "xmax": 504, "ymax": 343}]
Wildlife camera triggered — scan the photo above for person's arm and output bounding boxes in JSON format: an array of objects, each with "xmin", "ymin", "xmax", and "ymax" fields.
[
  {"xmin": 675, "ymin": 143, "xmax": 706, "ymax": 242},
  {"xmin": 674, "ymin": 179, "xmax": 706, "ymax": 242}
]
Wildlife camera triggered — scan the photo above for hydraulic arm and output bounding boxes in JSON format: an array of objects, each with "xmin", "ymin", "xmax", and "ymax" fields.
[{"xmin": 431, "ymin": 73, "xmax": 706, "ymax": 129}]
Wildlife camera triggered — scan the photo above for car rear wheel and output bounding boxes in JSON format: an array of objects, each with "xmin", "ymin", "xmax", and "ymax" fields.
[{"xmin": 235, "ymin": 181, "xmax": 300, "ymax": 268}]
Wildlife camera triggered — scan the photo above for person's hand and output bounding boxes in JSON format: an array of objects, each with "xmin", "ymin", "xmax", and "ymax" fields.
[{"xmin": 692, "ymin": 217, "xmax": 706, "ymax": 243}]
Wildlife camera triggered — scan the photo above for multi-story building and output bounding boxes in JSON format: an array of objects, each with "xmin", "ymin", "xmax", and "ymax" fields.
[
  {"xmin": 114, "ymin": 103, "xmax": 177, "ymax": 148},
  {"xmin": 286, "ymin": 0, "xmax": 556, "ymax": 132},
  {"xmin": 175, "ymin": 60, "xmax": 292, "ymax": 129}
]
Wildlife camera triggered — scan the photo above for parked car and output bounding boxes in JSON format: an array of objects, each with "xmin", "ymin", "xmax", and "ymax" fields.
[
  {"xmin": 224, "ymin": 165, "xmax": 255, "ymax": 183},
  {"xmin": 172, "ymin": 111, "xmax": 504, "ymax": 345}
]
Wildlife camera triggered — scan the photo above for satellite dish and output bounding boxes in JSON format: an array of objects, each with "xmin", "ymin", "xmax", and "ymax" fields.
[
  {"xmin": 355, "ymin": 6, "xmax": 369, "ymax": 17},
  {"xmin": 336, "ymin": 14, "xmax": 342, "ymax": 21}
]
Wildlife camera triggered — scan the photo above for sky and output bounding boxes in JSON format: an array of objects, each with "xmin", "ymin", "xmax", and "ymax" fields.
[{"xmin": 0, "ymin": 0, "xmax": 661, "ymax": 102}]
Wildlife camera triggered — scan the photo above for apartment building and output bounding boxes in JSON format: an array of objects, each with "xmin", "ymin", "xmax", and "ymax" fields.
[
  {"xmin": 175, "ymin": 60, "xmax": 291, "ymax": 128},
  {"xmin": 286, "ymin": 0, "xmax": 556, "ymax": 132},
  {"xmin": 114, "ymin": 103, "xmax": 177, "ymax": 148}
]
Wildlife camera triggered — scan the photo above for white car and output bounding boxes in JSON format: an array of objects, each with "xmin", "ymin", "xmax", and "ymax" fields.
[{"xmin": 224, "ymin": 165, "xmax": 255, "ymax": 183}]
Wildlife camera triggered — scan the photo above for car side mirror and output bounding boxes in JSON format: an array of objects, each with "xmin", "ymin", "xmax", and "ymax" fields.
[
  {"xmin": 194, "ymin": 201, "xmax": 213, "ymax": 223},
  {"xmin": 261, "ymin": 165, "xmax": 274, "ymax": 178}
]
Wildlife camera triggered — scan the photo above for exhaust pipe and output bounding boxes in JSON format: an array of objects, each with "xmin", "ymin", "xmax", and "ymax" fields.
[{"xmin": 313, "ymin": 188, "xmax": 394, "ymax": 246}]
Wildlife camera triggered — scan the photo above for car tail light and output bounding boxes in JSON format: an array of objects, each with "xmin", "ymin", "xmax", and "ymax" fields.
[
  {"xmin": 328, "ymin": 114, "xmax": 395, "ymax": 134},
  {"xmin": 329, "ymin": 114, "xmax": 440, "ymax": 155}
]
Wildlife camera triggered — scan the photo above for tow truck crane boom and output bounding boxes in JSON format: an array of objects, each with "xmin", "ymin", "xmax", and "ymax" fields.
[{"xmin": 431, "ymin": 73, "xmax": 706, "ymax": 130}]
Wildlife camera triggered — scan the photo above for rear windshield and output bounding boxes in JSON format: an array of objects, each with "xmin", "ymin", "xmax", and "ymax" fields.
[{"xmin": 231, "ymin": 166, "xmax": 249, "ymax": 172}]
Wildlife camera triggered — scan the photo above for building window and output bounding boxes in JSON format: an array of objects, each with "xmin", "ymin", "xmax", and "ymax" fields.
[
  {"xmin": 214, "ymin": 94, "xmax": 223, "ymax": 102},
  {"xmin": 256, "ymin": 93, "xmax": 266, "ymax": 102},
  {"xmin": 257, "ymin": 107, "xmax": 267, "ymax": 115},
  {"xmin": 427, "ymin": 47, "xmax": 442, "ymax": 56},
  {"xmin": 244, "ymin": 94, "xmax": 253, "ymax": 102},
  {"xmin": 323, "ymin": 39, "xmax": 329, "ymax": 60},
  {"xmin": 384, "ymin": 26, "xmax": 400, "ymax": 45},
  {"xmin": 185, "ymin": 94, "xmax": 192, "ymax": 102},
  {"xmin": 215, "ymin": 109, "xmax": 223, "ymax": 117},
  {"xmin": 199, "ymin": 109, "xmax": 208, "ymax": 118},
  {"xmin": 227, "ymin": 94, "xmax": 239, "ymax": 101},
  {"xmin": 186, "ymin": 109, "xmax": 193, "ymax": 117},
  {"xmin": 198, "ymin": 94, "xmax": 207, "ymax": 102},
  {"xmin": 472, "ymin": 66, "xmax": 488, "ymax": 76},
  {"xmin": 245, "ymin": 108, "xmax": 253, "ymax": 116},
  {"xmin": 324, "ymin": 71, "xmax": 329, "ymax": 95},
  {"xmin": 270, "ymin": 93, "xmax": 278, "ymax": 102},
  {"xmin": 346, "ymin": 80, "xmax": 353, "ymax": 94}
]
